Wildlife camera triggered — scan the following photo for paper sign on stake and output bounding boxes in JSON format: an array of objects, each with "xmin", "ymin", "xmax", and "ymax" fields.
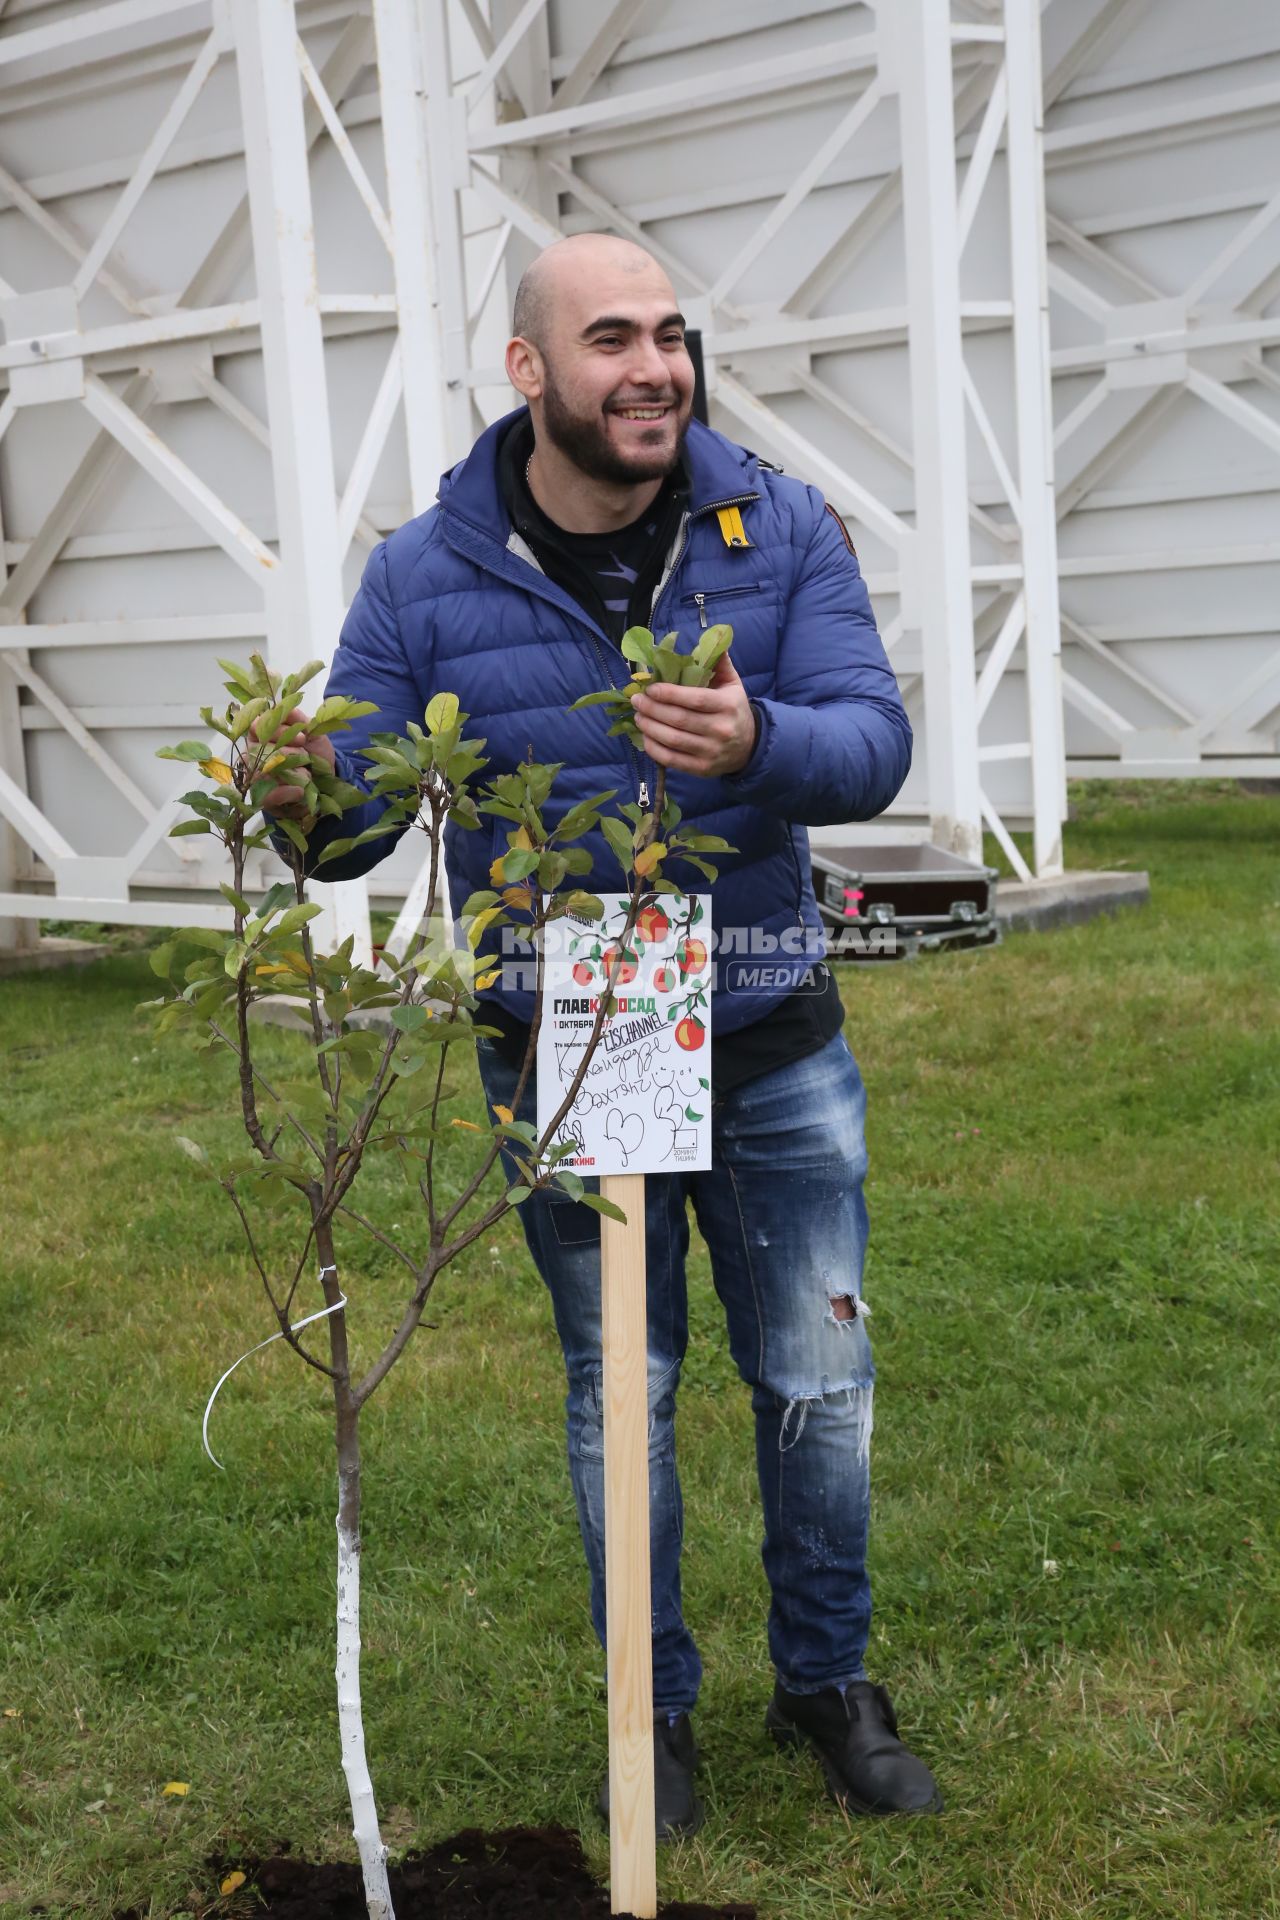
[
  {"xmin": 537, "ymin": 893, "xmax": 712, "ymax": 1175},
  {"xmin": 536, "ymin": 890, "xmax": 712, "ymax": 1916}
]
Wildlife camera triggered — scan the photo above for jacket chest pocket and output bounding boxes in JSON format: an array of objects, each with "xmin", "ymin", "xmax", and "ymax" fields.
[{"xmin": 683, "ymin": 581, "xmax": 765, "ymax": 628}]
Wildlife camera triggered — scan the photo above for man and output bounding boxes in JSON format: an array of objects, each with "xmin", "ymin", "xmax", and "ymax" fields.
[{"xmin": 268, "ymin": 233, "xmax": 941, "ymax": 1835}]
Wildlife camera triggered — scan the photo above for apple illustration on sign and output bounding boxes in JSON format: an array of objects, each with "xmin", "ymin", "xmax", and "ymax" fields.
[
  {"xmin": 602, "ymin": 944, "xmax": 639, "ymax": 985},
  {"xmin": 675, "ymin": 1014, "xmax": 706, "ymax": 1052},
  {"xmin": 636, "ymin": 905, "xmax": 669, "ymax": 944},
  {"xmin": 678, "ymin": 936, "xmax": 708, "ymax": 978},
  {"xmin": 653, "ymin": 964, "xmax": 676, "ymax": 993},
  {"xmin": 572, "ymin": 960, "xmax": 593, "ymax": 986}
]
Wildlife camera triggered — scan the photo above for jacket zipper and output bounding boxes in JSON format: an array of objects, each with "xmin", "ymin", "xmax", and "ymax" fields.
[
  {"xmin": 689, "ymin": 582, "xmax": 764, "ymax": 628},
  {"xmin": 650, "ymin": 491, "xmax": 762, "ymax": 623}
]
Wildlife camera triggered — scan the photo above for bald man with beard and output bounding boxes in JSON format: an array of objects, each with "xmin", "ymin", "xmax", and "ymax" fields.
[{"xmin": 269, "ymin": 232, "xmax": 941, "ymax": 1838}]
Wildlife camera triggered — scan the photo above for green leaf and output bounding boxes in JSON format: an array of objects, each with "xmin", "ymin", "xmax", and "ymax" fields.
[
  {"xmin": 555, "ymin": 1169, "xmax": 585, "ymax": 1202},
  {"xmin": 286, "ymin": 657, "xmax": 326, "ymax": 696},
  {"xmin": 273, "ymin": 901, "xmax": 324, "ymax": 938},
  {"xmin": 568, "ymin": 688, "xmax": 623, "ymax": 710},
  {"xmin": 149, "ymin": 942, "xmax": 176, "ymax": 978},
  {"xmin": 578, "ymin": 1191, "xmax": 627, "ymax": 1223},
  {"xmin": 501, "ymin": 847, "xmax": 539, "ymax": 881},
  {"xmin": 691, "ymin": 622, "xmax": 734, "ymax": 674},
  {"xmin": 314, "ymin": 837, "xmax": 356, "ymax": 866},
  {"xmin": 156, "ymin": 740, "xmax": 212, "ymax": 763},
  {"xmin": 620, "ymin": 627, "xmax": 657, "ymax": 670},
  {"xmin": 505, "ymin": 1184, "xmax": 531, "ymax": 1207},
  {"xmin": 273, "ymin": 817, "xmax": 309, "ymax": 853},
  {"xmin": 425, "ymin": 691, "xmax": 460, "ymax": 735},
  {"xmin": 229, "ymin": 697, "xmax": 271, "ymax": 742},
  {"xmin": 390, "ymin": 1004, "xmax": 428, "ymax": 1032},
  {"xmin": 601, "ymin": 816, "xmax": 634, "ymax": 876},
  {"xmin": 169, "ymin": 819, "xmax": 212, "ymax": 838},
  {"xmin": 554, "ymin": 790, "xmax": 617, "ymax": 839},
  {"xmin": 564, "ymin": 891, "xmax": 604, "ymax": 919},
  {"xmin": 219, "ymin": 882, "xmax": 252, "ymax": 916}
]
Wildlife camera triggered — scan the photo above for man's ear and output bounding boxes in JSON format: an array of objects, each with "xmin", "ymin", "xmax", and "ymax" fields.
[{"xmin": 506, "ymin": 335, "xmax": 544, "ymax": 401}]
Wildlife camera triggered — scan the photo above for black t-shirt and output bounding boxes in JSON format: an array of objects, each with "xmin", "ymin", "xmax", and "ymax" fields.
[{"xmin": 486, "ymin": 419, "xmax": 844, "ymax": 1094}]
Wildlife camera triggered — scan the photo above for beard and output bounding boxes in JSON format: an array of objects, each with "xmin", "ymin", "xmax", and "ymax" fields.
[{"xmin": 540, "ymin": 365, "xmax": 690, "ymax": 485}]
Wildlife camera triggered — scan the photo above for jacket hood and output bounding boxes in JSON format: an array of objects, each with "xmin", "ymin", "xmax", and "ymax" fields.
[{"xmin": 437, "ymin": 405, "xmax": 760, "ymax": 543}]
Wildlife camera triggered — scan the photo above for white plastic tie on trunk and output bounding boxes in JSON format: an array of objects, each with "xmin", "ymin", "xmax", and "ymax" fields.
[{"xmin": 202, "ymin": 1281, "xmax": 346, "ymax": 1470}]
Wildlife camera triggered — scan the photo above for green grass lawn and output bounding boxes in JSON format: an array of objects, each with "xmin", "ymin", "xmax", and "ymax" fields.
[{"xmin": 2, "ymin": 783, "xmax": 1278, "ymax": 1919}]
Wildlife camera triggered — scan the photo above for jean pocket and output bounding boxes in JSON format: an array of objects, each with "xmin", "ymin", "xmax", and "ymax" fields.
[{"xmin": 549, "ymin": 1196, "xmax": 602, "ymax": 1248}]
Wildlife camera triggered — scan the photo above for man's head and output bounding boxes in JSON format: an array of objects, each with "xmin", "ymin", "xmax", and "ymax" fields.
[{"xmin": 506, "ymin": 233, "xmax": 694, "ymax": 487}]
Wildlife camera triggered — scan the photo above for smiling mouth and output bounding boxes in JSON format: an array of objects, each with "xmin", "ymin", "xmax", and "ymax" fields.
[{"xmin": 611, "ymin": 403, "xmax": 673, "ymax": 421}]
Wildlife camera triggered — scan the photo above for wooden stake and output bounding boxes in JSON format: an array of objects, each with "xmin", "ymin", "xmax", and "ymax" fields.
[{"xmin": 599, "ymin": 1171, "xmax": 657, "ymax": 1919}]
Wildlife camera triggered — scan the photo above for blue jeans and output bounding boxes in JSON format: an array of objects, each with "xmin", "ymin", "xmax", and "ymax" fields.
[{"xmin": 476, "ymin": 1029, "xmax": 875, "ymax": 1716}]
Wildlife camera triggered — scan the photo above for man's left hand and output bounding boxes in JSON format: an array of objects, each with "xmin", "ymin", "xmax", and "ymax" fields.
[{"xmin": 630, "ymin": 651, "xmax": 757, "ymax": 778}]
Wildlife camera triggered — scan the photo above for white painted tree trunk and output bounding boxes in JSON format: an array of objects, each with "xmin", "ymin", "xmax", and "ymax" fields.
[{"xmin": 336, "ymin": 1461, "xmax": 395, "ymax": 1920}]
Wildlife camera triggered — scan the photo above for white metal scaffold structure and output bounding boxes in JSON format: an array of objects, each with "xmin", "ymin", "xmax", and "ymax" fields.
[
  {"xmin": 0, "ymin": 0, "xmax": 1078, "ymax": 953},
  {"xmin": 1041, "ymin": 0, "xmax": 1280, "ymax": 782}
]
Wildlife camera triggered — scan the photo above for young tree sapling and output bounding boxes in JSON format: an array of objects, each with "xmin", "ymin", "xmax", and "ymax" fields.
[{"xmin": 146, "ymin": 635, "xmax": 735, "ymax": 1919}]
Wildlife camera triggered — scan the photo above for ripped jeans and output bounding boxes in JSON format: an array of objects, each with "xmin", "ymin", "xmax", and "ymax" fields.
[{"xmin": 475, "ymin": 1029, "xmax": 874, "ymax": 1716}]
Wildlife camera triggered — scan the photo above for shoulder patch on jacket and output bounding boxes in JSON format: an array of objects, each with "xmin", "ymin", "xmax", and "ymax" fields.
[{"xmin": 824, "ymin": 502, "xmax": 857, "ymax": 558}]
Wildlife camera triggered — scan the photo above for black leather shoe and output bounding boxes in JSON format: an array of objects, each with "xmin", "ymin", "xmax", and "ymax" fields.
[
  {"xmin": 767, "ymin": 1679, "xmax": 943, "ymax": 1815},
  {"xmin": 597, "ymin": 1713, "xmax": 704, "ymax": 1841}
]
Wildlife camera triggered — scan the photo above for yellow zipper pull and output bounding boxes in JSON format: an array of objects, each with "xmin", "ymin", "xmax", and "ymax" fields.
[{"xmin": 715, "ymin": 505, "xmax": 751, "ymax": 548}]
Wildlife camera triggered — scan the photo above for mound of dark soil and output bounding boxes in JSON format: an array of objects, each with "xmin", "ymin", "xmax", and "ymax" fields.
[{"xmin": 118, "ymin": 1824, "xmax": 755, "ymax": 1919}]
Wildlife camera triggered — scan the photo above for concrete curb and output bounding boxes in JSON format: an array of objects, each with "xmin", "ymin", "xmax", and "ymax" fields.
[
  {"xmin": 996, "ymin": 870, "xmax": 1150, "ymax": 934},
  {"xmin": 0, "ymin": 936, "xmax": 112, "ymax": 976}
]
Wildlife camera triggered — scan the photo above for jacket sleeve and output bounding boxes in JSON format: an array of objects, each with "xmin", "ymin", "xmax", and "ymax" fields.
[
  {"xmin": 724, "ymin": 492, "xmax": 912, "ymax": 825},
  {"xmin": 270, "ymin": 541, "xmax": 425, "ymax": 882}
]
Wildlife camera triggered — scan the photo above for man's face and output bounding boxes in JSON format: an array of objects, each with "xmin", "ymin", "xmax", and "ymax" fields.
[{"xmin": 532, "ymin": 261, "xmax": 695, "ymax": 486}]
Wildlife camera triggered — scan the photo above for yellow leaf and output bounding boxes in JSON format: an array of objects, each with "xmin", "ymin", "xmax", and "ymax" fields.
[
  {"xmin": 513, "ymin": 824, "xmax": 534, "ymax": 851},
  {"xmin": 474, "ymin": 968, "xmax": 500, "ymax": 990},
  {"xmin": 3, "ymin": 1707, "xmax": 20, "ymax": 1718},
  {"xmin": 492, "ymin": 1104, "xmax": 514, "ymax": 1125},
  {"xmin": 489, "ymin": 856, "xmax": 506, "ymax": 885},
  {"xmin": 466, "ymin": 905, "xmax": 503, "ymax": 951},
  {"xmin": 450, "ymin": 1118, "xmax": 482, "ymax": 1132},
  {"xmin": 200, "ymin": 758, "xmax": 234, "ymax": 786},
  {"xmin": 161, "ymin": 1781, "xmax": 190, "ymax": 1797},
  {"xmin": 634, "ymin": 841, "xmax": 666, "ymax": 876},
  {"xmin": 254, "ymin": 964, "xmax": 291, "ymax": 978},
  {"xmin": 220, "ymin": 1870, "xmax": 246, "ymax": 1895},
  {"xmin": 501, "ymin": 886, "xmax": 533, "ymax": 913},
  {"xmin": 629, "ymin": 670, "xmax": 655, "ymax": 684}
]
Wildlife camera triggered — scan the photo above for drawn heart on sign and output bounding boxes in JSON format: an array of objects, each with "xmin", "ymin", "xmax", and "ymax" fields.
[{"xmin": 604, "ymin": 1109, "xmax": 645, "ymax": 1166}]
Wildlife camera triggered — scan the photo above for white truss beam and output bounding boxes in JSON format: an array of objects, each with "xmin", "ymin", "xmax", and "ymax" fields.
[
  {"xmin": 81, "ymin": 372, "xmax": 279, "ymax": 580},
  {"xmin": 182, "ymin": 14, "xmax": 374, "ymax": 309},
  {"xmin": 72, "ymin": 25, "xmax": 226, "ymax": 301},
  {"xmin": 550, "ymin": 0, "xmax": 648, "ymax": 112},
  {"xmin": 467, "ymin": 34, "xmax": 881, "ymax": 152},
  {"xmin": 1007, "ymin": 0, "xmax": 1065, "ymax": 875},
  {"xmin": 230, "ymin": 0, "xmax": 371, "ymax": 962},
  {"xmin": 0, "ymin": 0, "xmax": 204, "ymax": 71},
  {"xmin": 371, "ymin": 0, "xmax": 449, "ymax": 509},
  {"xmin": 295, "ymin": 33, "xmax": 394, "ymax": 258},
  {"xmin": 707, "ymin": 80, "xmax": 885, "ymax": 309},
  {"xmin": 1043, "ymin": 0, "xmax": 1148, "ymax": 109},
  {"xmin": 0, "ymin": 155, "xmax": 146, "ymax": 316},
  {"xmin": 0, "ymin": 371, "xmax": 157, "ymax": 620},
  {"xmin": 895, "ymin": 0, "xmax": 982, "ymax": 862}
]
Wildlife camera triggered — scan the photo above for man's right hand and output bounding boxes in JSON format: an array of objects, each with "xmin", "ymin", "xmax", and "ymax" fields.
[{"xmin": 250, "ymin": 707, "xmax": 337, "ymax": 823}]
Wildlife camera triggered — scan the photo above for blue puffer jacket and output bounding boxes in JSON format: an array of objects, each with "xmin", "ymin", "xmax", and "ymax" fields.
[{"xmin": 306, "ymin": 406, "xmax": 911, "ymax": 1035}]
